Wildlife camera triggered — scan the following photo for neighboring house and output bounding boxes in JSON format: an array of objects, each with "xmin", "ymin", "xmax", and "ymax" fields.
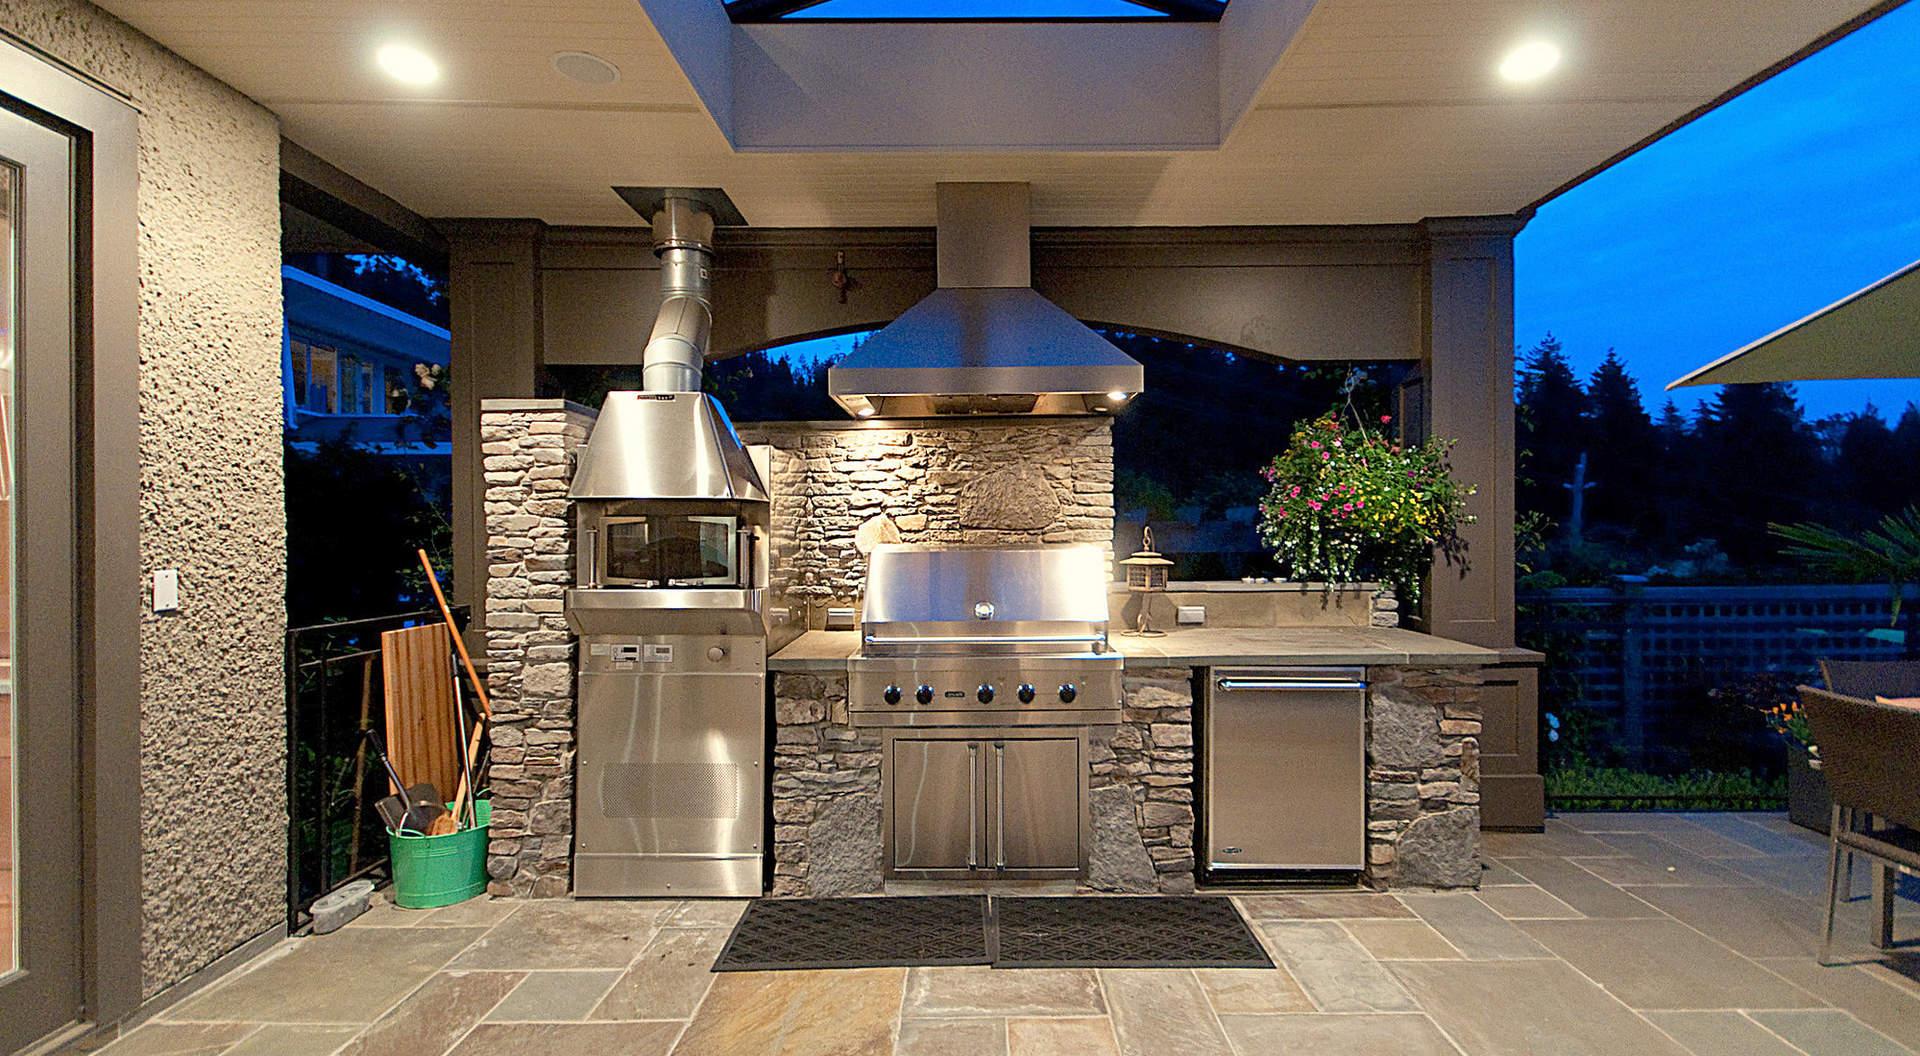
[{"xmin": 282, "ymin": 263, "xmax": 449, "ymax": 455}]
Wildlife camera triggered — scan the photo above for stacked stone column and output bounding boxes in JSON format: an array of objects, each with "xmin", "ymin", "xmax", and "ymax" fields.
[
  {"xmin": 1365, "ymin": 666, "xmax": 1484, "ymax": 888},
  {"xmin": 478, "ymin": 399, "xmax": 595, "ymax": 897}
]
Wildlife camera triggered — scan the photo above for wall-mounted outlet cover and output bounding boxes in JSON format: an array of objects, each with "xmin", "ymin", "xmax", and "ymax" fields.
[
  {"xmin": 153, "ymin": 569, "xmax": 180, "ymax": 613},
  {"xmin": 1175, "ymin": 605, "xmax": 1206, "ymax": 625}
]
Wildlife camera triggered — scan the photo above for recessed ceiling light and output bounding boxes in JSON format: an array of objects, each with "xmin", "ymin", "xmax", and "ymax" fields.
[
  {"xmin": 1498, "ymin": 40, "xmax": 1561, "ymax": 84},
  {"xmin": 552, "ymin": 51, "xmax": 621, "ymax": 86},
  {"xmin": 376, "ymin": 43, "xmax": 440, "ymax": 86}
]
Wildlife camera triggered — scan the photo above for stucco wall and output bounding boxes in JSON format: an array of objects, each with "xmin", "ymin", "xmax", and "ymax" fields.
[{"xmin": 1, "ymin": 0, "xmax": 287, "ymax": 997}]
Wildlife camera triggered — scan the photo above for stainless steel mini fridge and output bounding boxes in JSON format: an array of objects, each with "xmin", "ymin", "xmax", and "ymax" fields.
[{"xmin": 1203, "ymin": 667, "xmax": 1368, "ymax": 874}]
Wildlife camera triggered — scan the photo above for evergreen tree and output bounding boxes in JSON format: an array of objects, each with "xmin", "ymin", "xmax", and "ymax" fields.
[
  {"xmin": 1693, "ymin": 383, "xmax": 1822, "ymax": 565},
  {"xmin": 1581, "ymin": 351, "xmax": 1659, "ymax": 533},
  {"xmin": 1515, "ymin": 334, "xmax": 1588, "ymax": 528}
]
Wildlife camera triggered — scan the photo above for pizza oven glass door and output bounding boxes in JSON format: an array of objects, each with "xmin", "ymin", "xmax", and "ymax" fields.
[{"xmin": 601, "ymin": 513, "xmax": 740, "ymax": 588}]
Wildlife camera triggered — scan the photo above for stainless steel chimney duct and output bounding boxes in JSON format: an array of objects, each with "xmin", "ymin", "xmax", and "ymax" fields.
[{"xmin": 642, "ymin": 196, "xmax": 716, "ymax": 393}]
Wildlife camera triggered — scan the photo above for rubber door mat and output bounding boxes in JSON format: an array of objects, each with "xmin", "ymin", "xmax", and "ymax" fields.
[
  {"xmin": 991, "ymin": 896, "xmax": 1273, "ymax": 969},
  {"xmin": 712, "ymin": 895, "xmax": 990, "ymax": 971}
]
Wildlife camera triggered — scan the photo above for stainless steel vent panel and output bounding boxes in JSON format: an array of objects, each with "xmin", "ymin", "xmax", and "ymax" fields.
[{"xmin": 862, "ymin": 545, "xmax": 1109, "ymax": 627}]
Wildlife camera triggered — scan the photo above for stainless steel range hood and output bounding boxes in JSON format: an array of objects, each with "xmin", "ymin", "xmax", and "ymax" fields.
[
  {"xmin": 568, "ymin": 391, "xmax": 768, "ymax": 504},
  {"xmin": 829, "ymin": 183, "xmax": 1144, "ymax": 419}
]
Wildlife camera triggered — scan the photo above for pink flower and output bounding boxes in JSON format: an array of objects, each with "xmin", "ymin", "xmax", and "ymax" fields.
[
  {"xmin": 1308, "ymin": 501, "xmax": 1322, "ymax": 511},
  {"xmin": 1309, "ymin": 441, "xmax": 1321, "ymax": 449},
  {"xmin": 1321, "ymin": 452, "xmax": 1331, "ymax": 461},
  {"xmin": 1380, "ymin": 414, "xmax": 1392, "ymax": 424}
]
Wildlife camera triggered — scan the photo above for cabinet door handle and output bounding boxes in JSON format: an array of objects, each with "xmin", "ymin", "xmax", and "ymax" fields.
[
  {"xmin": 967, "ymin": 742, "xmax": 979, "ymax": 869},
  {"xmin": 994, "ymin": 742, "xmax": 1007, "ymax": 870},
  {"xmin": 583, "ymin": 528, "xmax": 599, "ymax": 588}
]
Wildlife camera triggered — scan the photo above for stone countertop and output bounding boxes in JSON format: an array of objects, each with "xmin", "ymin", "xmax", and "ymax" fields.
[{"xmin": 767, "ymin": 626, "xmax": 1533, "ymax": 671}]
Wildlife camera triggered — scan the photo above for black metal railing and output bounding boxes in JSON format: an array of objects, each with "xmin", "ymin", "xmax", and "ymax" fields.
[{"xmin": 285, "ymin": 605, "xmax": 468, "ymax": 931}]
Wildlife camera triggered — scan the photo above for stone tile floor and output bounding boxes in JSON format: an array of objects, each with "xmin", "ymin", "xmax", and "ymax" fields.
[{"xmin": 97, "ymin": 813, "xmax": 1920, "ymax": 1056}]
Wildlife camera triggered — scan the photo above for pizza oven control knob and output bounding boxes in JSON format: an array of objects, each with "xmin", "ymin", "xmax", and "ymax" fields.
[
  {"xmin": 915, "ymin": 684, "xmax": 935, "ymax": 706},
  {"xmin": 883, "ymin": 684, "xmax": 903, "ymax": 706},
  {"xmin": 977, "ymin": 684, "xmax": 996, "ymax": 704},
  {"xmin": 707, "ymin": 646, "xmax": 727, "ymax": 662},
  {"xmin": 1017, "ymin": 683, "xmax": 1037, "ymax": 704},
  {"xmin": 1058, "ymin": 683, "xmax": 1079, "ymax": 704}
]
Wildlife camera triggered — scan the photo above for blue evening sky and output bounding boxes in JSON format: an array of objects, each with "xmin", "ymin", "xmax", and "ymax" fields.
[{"xmin": 1517, "ymin": 3, "xmax": 1920, "ymax": 421}]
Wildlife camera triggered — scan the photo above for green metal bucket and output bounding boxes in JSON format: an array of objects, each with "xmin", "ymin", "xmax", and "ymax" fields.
[{"xmin": 388, "ymin": 800, "xmax": 490, "ymax": 910}]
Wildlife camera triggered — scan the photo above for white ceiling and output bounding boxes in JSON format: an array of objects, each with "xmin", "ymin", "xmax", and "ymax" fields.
[{"xmin": 94, "ymin": 0, "xmax": 1881, "ymax": 228}]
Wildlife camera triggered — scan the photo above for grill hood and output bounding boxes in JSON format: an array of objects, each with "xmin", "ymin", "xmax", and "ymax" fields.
[
  {"xmin": 829, "ymin": 183, "xmax": 1143, "ymax": 418},
  {"xmin": 569, "ymin": 391, "xmax": 768, "ymax": 503}
]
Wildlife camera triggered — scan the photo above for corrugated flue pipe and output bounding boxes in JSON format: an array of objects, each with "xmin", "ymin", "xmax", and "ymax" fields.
[{"xmin": 641, "ymin": 196, "xmax": 715, "ymax": 393}]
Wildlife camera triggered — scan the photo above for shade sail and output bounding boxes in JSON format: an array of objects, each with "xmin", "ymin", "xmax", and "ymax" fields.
[{"xmin": 1668, "ymin": 259, "xmax": 1920, "ymax": 388}]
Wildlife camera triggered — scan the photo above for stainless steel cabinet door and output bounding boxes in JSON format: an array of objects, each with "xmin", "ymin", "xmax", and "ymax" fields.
[
  {"xmin": 1206, "ymin": 672, "xmax": 1365, "ymax": 871},
  {"xmin": 891, "ymin": 738, "xmax": 981, "ymax": 871},
  {"xmin": 987, "ymin": 738, "xmax": 1080, "ymax": 872}
]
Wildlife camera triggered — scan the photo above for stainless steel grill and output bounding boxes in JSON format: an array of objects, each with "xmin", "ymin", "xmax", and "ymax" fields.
[{"xmin": 848, "ymin": 545, "xmax": 1124, "ymax": 727}]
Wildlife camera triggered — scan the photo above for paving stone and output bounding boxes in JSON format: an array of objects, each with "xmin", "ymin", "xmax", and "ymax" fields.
[
  {"xmin": 672, "ymin": 967, "xmax": 902, "ymax": 1056},
  {"xmin": 904, "ymin": 966, "xmax": 1105, "ymax": 1018},
  {"xmin": 446, "ymin": 1022, "xmax": 682, "ymax": 1056},
  {"xmin": 167, "ymin": 928, "xmax": 489, "ymax": 1024},
  {"xmin": 336, "ymin": 970, "xmax": 523, "ymax": 1056},
  {"xmin": 1748, "ymin": 1009, "xmax": 1914, "ymax": 1056},
  {"xmin": 1392, "ymin": 960, "xmax": 1691, "ymax": 1056},
  {"xmin": 1007, "ymin": 1017, "xmax": 1117, "ymax": 1056},
  {"xmin": 96, "ymin": 1023, "xmax": 257, "ymax": 1055},
  {"xmin": 1473, "ymin": 884, "xmax": 1584, "ymax": 920},
  {"xmin": 448, "ymin": 902, "xmax": 670, "ymax": 970},
  {"xmin": 1100, "ymin": 969, "xmax": 1233, "ymax": 1056},
  {"xmin": 1216, "ymin": 1012, "xmax": 1458, "ymax": 1055},
  {"xmin": 1517, "ymin": 918, "xmax": 1824, "ymax": 1010},
  {"xmin": 1400, "ymin": 893, "xmax": 1554, "ymax": 959},
  {"xmin": 1194, "ymin": 964, "xmax": 1315, "ymax": 1013},
  {"xmin": 1500, "ymin": 855, "xmax": 1664, "ymax": 918},
  {"xmin": 898, "ymin": 1018, "xmax": 1009, "ymax": 1056},
  {"xmin": 1340, "ymin": 919, "xmax": 1463, "ymax": 960},
  {"xmin": 486, "ymin": 971, "xmax": 622, "ymax": 1022},
  {"xmin": 590, "ymin": 928, "xmax": 727, "ymax": 1020},
  {"xmin": 1256, "ymin": 921, "xmax": 1418, "ymax": 1013},
  {"xmin": 218, "ymin": 1025, "xmax": 359, "ymax": 1056},
  {"xmin": 1236, "ymin": 892, "xmax": 1413, "ymax": 921},
  {"xmin": 1643, "ymin": 1011, "xmax": 1807, "ymax": 1056},
  {"xmin": 1759, "ymin": 957, "xmax": 1920, "ymax": 1051}
]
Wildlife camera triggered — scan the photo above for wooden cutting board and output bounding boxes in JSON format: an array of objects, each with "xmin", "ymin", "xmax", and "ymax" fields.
[{"xmin": 380, "ymin": 624, "xmax": 458, "ymax": 799}]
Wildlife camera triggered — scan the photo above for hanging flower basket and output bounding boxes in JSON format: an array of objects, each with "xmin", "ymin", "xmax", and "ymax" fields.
[{"xmin": 1256, "ymin": 407, "xmax": 1474, "ymax": 606}]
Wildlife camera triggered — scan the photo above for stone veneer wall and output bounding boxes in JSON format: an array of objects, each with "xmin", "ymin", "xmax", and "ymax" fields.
[
  {"xmin": 1089, "ymin": 668, "xmax": 1197, "ymax": 894},
  {"xmin": 4, "ymin": 0, "xmax": 288, "ymax": 996},
  {"xmin": 479, "ymin": 400, "xmax": 596, "ymax": 896},
  {"xmin": 737, "ymin": 419, "xmax": 1113, "ymax": 644},
  {"xmin": 1365, "ymin": 667, "xmax": 1484, "ymax": 887},
  {"xmin": 769, "ymin": 673, "xmax": 883, "ymax": 897}
]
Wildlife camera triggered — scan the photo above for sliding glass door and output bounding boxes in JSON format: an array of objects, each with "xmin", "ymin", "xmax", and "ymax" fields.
[{"xmin": 0, "ymin": 101, "xmax": 83, "ymax": 1051}]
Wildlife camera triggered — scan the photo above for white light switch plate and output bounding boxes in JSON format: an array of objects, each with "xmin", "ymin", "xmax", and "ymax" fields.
[
  {"xmin": 1175, "ymin": 605, "xmax": 1206, "ymax": 625},
  {"xmin": 153, "ymin": 569, "xmax": 180, "ymax": 613}
]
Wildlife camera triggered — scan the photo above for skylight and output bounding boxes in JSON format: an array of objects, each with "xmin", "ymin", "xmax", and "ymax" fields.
[{"xmin": 726, "ymin": 0, "xmax": 1225, "ymax": 22}]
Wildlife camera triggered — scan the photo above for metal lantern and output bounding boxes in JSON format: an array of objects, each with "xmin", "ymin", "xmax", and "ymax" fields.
[{"xmin": 1120, "ymin": 526, "xmax": 1174, "ymax": 637}]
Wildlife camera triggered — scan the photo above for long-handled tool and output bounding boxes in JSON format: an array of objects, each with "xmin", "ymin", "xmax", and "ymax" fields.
[
  {"xmin": 363, "ymin": 729, "xmax": 446, "ymax": 834},
  {"xmin": 419, "ymin": 550, "xmax": 494, "ymax": 835}
]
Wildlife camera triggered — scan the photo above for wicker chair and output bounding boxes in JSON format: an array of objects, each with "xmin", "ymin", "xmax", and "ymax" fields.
[
  {"xmin": 1820, "ymin": 659, "xmax": 1920, "ymax": 699},
  {"xmin": 1799, "ymin": 686, "xmax": 1920, "ymax": 965}
]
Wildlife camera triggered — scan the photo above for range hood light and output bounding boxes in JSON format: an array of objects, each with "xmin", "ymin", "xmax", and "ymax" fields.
[
  {"xmin": 856, "ymin": 406, "xmax": 877, "ymax": 418},
  {"xmin": 1106, "ymin": 391, "xmax": 1130, "ymax": 402}
]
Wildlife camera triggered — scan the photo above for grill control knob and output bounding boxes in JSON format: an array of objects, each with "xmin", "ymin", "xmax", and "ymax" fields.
[
  {"xmin": 1017, "ymin": 683, "xmax": 1037, "ymax": 704},
  {"xmin": 977, "ymin": 684, "xmax": 996, "ymax": 704},
  {"xmin": 1058, "ymin": 683, "xmax": 1079, "ymax": 704},
  {"xmin": 883, "ymin": 684, "xmax": 903, "ymax": 705},
  {"xmin": 915, "ymin": 684, "xmax": 935, "ymax": 706}
]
